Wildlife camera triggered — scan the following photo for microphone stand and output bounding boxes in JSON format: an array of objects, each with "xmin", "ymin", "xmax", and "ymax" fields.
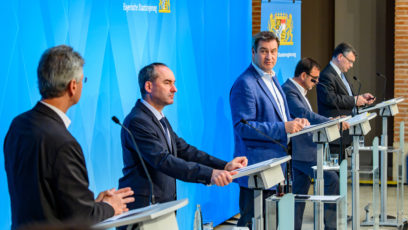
[
  {"xmin": 240, "ymin": 119, "xmax": 290, "ymax": 194},
  {"xmin": 112, "ymin": 116, "xmax": 156, "ymax": 205}
]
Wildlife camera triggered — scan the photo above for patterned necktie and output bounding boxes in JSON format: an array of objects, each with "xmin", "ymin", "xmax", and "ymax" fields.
[{"xmin": 159, "ymin": 117, "xmax": 171, "ymax": 147}]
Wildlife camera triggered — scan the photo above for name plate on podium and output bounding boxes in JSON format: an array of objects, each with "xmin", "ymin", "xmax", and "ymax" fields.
[{"xmin": 347, "ymin": 112, "xmax": 377, "ymax": 136}]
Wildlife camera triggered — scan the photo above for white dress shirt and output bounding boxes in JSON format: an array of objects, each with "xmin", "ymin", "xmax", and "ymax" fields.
[{"xmin": 252, "ymin": 62, "xmax": 288, "ymax": 122}]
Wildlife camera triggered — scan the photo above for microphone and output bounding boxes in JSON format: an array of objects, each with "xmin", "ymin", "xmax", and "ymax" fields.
[
  {"xmin": 353, "ymin": 76, "xmax": 362, "ymax": 115},
  {"xmin": 376, "ymin": 72, "xmax": 387, "ymax": 102},
  {"xmin": 240, "ymin": 119, "xmax": 289, "ymax": 193},
  {"xmin": 112, "ymin": 116, "xmax": 155, "ymax": 205},
  {"xmin": 240, "ymin": 119, "xmax": 288, "ymax": 153}
]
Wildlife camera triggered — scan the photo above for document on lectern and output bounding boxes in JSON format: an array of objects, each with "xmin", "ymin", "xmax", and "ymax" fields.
[
  {"xmin": 231, "ymin": 155, "xmax": 291, "ymax": 179},
  {"xmin": 359, "ymin": 97, "xmax": 404, "ymax": 113}
]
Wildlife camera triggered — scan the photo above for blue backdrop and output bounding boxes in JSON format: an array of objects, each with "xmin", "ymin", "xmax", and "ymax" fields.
[
  {"xmin": 261, "ymin": 0, "xmax": 301, "ymax": 84},
  {"xmin": 0, "ymin": 0, "xmax": 252, "ymax": 229}
]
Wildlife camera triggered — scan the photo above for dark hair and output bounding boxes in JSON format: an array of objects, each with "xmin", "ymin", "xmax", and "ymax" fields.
[
  {"xmin": 37, "ymin": 45, "xmax": 84, "ymax": 99},
  {"xmin": 294, "ymin": 58, "xmax": 321, "ymax": 77},
  {"xmin": 252, "ymin": 31, "xmax": 280, "ymax": 52},
  {"xmin": 138, "ymin": 62, "xmax": 167, "ymax": 97},
  {"xmin": 332, "ymin": 42, "xmax": 357, "ymax": 58}
]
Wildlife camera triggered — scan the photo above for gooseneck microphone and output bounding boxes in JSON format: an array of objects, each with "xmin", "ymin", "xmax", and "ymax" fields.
[
  {"xmin": 240, "ymin": 119, "xmax": 288, "ymax": 152},
  {"xmin": 376, "ymin": 72, "xmax": 387, "ymax": 102},
  {"xmin": 112, "ymin": 116, "xmax": 155, "ymax": 205},
  {"xmin": 240, "ymin": 118, "xmax": 290, "ymax": 193},
  {"xmin": 353, "ymin": 76, "xmax": 362, "ymax": 115}
]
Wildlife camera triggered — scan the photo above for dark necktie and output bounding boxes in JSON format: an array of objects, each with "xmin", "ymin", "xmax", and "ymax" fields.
[{"xmin": 159, "ymin": 117, "xmax": 171, "ymax": 147}]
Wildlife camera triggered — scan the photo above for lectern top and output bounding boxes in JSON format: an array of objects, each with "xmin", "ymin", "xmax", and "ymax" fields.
[
  {"xmin": 231, "ymin": 155, "xmax": 291, "ymax": 179},
  {"xmin": 347, "ymin": 112, "xmax": 377, "ymax": 126},
  {"xmin": 287, "ymin": 116, "xmax": 350, "ymax": 138},
  {"xmin": 359, "ymin": 97, "xmax": 404, "ymax": 113},
  {"xmin": 93, "ymin": 199, "xmax": 188, "ymax": 229}
]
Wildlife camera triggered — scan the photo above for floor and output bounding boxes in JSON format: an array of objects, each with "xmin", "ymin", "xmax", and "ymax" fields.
[{"xmin": 213, "ymin": 185, "xmax": 408, "ymax": 229}]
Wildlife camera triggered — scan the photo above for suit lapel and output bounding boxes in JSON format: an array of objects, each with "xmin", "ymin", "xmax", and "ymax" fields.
[
  {"xmin": 138, "ymin": 101, "xmax": 174, "ymax": 154},
  {"xmin": 329, "ymin": 65, "xmax": 350, "ymax": 95},
  {"xmin": 250, "ymin": 67, "xmax": 286, "ymax": 121},
  {"xmin": 257, "ymin": 77, "xmax": 286, "ymax": 121},
  {"xmin": 288, "ymin": 80, "xmax": 311, "ymax": 111}
]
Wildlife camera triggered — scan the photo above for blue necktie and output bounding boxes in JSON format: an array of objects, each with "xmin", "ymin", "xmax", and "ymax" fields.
[{"xmin": 341, "ymin": 73, "xmax": 353, "ymax": 96}]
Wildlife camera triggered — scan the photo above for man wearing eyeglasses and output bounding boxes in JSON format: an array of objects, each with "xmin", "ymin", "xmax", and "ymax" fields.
[
  {"xmin": 317, "ymin": 43, "xmax": 375, "ymax": 157},
  {"xmin": 283, "ymin": 58, "xmax": 349, "ymax": 230}
]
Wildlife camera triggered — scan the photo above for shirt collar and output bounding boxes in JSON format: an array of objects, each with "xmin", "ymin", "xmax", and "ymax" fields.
[
  {"xmin": 141, "ymin": 99, "xmax": 165, "ymax": 121},
  {"xmin": 330, "ymin": 61, "xmax": 342, "ymax": 77},
  {"xmin": 252, "ymin": 62, "xmax": 275, "ymax": 78},
  {"xmin": 289, "ymin": 78, "xmax": 307, "ymax": 96},
  {"xmin": 40, "ymin": 101, "xmax": 71, "ymax": 128}
]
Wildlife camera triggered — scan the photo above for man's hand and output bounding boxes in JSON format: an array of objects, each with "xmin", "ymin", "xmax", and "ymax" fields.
[
  {"xmin": 341, "ymin": 121, "xmax": 350, "ymax": 130},
  {"xmin": 211, "ymin": 169, "xmax": 237, "ymax": 186},
  {"xmin": 362, "ymin": 93, "xmax": 376, "ymax": 105},
  {"xmin": 355, "ymin": 95, "xmax": 368, "ymax": 107},
  {"xmin": 98, "ymin": 187, "xmax": 135, "ymax": 216},
  {"xmin": 284, "ymin": 118, "xmax": 308, "ymax": 134},
  {"xmin": 224, "ymin": 156, "xmax": 248, "ymax": 171}
]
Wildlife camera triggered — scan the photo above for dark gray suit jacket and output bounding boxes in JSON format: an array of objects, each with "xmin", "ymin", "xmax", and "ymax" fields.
[
  {"xmin": 119, "ymin": 100, "xmax": 227, "ymax": 209},
  {"xmin": 4, "ymin": 102, "xmax": 113, "ymax": 230},
  {"xmin": 317, "ymin": 64, "xmax": 356, "ymax": 147},
  {"xmin": 317, "ymin": 64, "xmax": 356, "ymax": 117}
]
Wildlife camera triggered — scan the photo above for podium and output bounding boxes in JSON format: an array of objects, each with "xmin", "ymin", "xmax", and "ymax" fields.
[
  {"xmin": 288, "ymin": 116, "xmax": 348, "ymax": 230},
  {"xmin": 359, "ymin": 97, "xmax": 406, "ymax": 228},
  {"xmin": 93, "ymin": 199, "xmax": 188, "ymax": 229},
  {"xmin": 232, "ymin": 156, "xmax": 291, "ymax": 230},
  {"xmin": 346, "ymin": 112, "xmax": 377, "ymax": 230}
]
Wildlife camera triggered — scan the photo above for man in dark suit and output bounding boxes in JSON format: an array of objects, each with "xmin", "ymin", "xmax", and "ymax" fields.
[
  {"xmin": 283, "ymin": 58, "xmax": 349, "ymax": 230},
  {"xmin": 118, "ymin": 63, "xmax": 247, "ymax": 209},
  {"xmin": 4, "ymin": 45, "xmax": 134, "ymax": 230},
  {"xmin": 229, "ymin": 31, "xmax": 308, "ymax": 228},
  {"xmin": 317, "ymin": 43, "xmax": 375, "ymax": 155}
]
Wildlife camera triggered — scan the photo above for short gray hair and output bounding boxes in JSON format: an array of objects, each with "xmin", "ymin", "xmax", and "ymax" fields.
[{"xmin": 37, "ymin": 45, "xmax": 84, "ymax": 99}]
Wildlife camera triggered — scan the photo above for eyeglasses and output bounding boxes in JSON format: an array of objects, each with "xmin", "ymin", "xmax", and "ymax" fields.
[
  {"xmin": 342, "ymin": 53, "xmax": 355, "ymax": 64},
  {"xmin": 306, "ymin": 73, "xmax": 319, "ymax": 83},
  {"xmin": 84, "ymin": 77, "xmax": 88, "ymax": 83}
]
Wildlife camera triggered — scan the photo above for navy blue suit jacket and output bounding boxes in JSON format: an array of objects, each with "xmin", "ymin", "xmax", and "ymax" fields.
[
  {"xmin": 119, "ymin": 100, "xmax": 227, "ymax": 208},
  {"xmin": 282, "ymin": 79, "xmax": 330, "ymax": 163},
  {"xmin": 230, "ymin": 64, "xmax": 292, "ymax": 188}
]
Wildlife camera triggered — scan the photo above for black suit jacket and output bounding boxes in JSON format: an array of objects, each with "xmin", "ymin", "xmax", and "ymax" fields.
[
  {"xmin": 317, "ymin": 64, "xmax": 356, "ymax": 147},
  {"xmin": 317, "ymin": 64, "xmax": 356, "ymax": 117},
  {"xmin": 4, "ymin": 103, "xmax": 113, "ymax": 230},
  {"xmin": 119, "ymin": 100, "xmax": 227, "ymax": 209}
]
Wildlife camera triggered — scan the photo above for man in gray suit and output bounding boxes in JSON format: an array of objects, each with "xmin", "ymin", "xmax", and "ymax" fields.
[
  {"xmin": 4, "ymin": 45, "xmax": 134, "ymax": 230},
  {"xmin": 317, "ymin": 42, "xmax": 375, "ymax": 155}
]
